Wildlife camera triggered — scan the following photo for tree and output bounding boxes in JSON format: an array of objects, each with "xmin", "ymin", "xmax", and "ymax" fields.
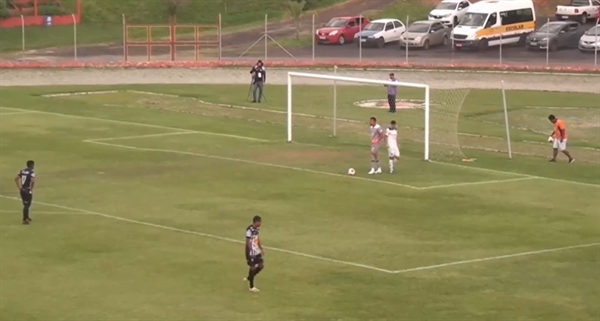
[
  {"xmin": 288, "ymin": 0, "xmax": 306, "ymax": 40},
  {"xmin": 166, "ymin": 0, "xmax": 190, "ymax": 24}
]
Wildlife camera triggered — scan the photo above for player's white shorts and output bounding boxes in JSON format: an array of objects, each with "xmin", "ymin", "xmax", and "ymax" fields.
[
  {"xmin": 388, "ymin": 145, "xmax": 400, "ymax": 158},
  {"xmin": 371, "ymin": 144, "xmax": 380, "ymax": 154},
  {"xmin": 553, "ymin": 139, "xmax": 567, "ymax": 151}
]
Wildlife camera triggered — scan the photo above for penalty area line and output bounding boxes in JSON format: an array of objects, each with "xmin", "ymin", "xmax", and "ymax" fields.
[
  {"xmin": 84, "ymin": 140, "xmax": 421, "ymax": 190},
  {"xmin": 430, "ymin": 161, "xmax": 600, "ymax": 188},
  {"xmin": 392, "ymin": 242, "xmax": 600, "ymax": 274},
  {"xmin": 1, "ymin": 106, "xmax": 270, "ymax": 143},
  {"xmin": 0, "ymin": 210, "xmax": 91, "ymax": 215},
  {"xmin": 419, "ymin": 177, "xmax": 537, "ymax": 190},
  {"xmin": 0, "ymin": 195, "xmax": 395, "ymax": 274}
]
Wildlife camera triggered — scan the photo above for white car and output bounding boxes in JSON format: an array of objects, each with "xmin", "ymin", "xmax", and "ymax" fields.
[
  {"xmin": 556, "ymin": 0, "xmax": 600, "ymax": 24},
  {"xmin": 429, "ymin": 0, "xmax": 471, "ymax": 27},
  {"xmin": 354, "ymin": 18, "xmax": 406, "ymax": 48},
  {"xmin": 579, "ymin": 24, "xmax": 600, "ymax": 51}
]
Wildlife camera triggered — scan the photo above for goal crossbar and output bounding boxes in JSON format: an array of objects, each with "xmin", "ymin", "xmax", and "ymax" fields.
[{"xmin": 286, "ymin": 72, "xmax": 431, "ymax": 160}]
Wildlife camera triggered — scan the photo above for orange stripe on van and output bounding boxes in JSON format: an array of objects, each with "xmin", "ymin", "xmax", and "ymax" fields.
[{"xmin": 476, "ymin": 21, "xmax": 536, "ymax": 38}]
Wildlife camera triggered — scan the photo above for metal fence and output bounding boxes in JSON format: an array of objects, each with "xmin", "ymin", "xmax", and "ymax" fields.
[{"xmin": 3, "ymin": 14, "xmax": 598, "ymax": 69}]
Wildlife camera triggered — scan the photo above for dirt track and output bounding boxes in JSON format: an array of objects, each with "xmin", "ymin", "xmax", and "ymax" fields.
[{"xmin": 1, "ymin": 68, "xmax": 598, "ymax": 94}]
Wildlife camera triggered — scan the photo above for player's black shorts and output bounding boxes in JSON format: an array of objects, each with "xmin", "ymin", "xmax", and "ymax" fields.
[
  {"xmin": 20, "ymin": 190, "xmax": 32, "ymax": 205},
  {"xmin": 247, "ymin": 254, "xmax": 264, "ymax": 267}
]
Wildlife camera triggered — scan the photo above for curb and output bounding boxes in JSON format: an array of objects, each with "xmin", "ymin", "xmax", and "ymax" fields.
[{"xmin": 0, "ymin": 60, "xmax": 598, "ymax": 74}]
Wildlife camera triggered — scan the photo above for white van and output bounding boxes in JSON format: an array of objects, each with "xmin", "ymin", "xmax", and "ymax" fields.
[{"xmin": 451, "ymin": 0, "xmax": 536, "ymax": 50}]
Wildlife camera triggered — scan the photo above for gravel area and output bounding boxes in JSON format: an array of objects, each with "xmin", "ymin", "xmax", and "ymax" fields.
[{"xmin": 0, "ymin": 68, "xmax": 598, "ymax": 93}]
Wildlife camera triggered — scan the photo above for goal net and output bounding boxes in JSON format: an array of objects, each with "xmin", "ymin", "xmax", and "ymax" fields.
[{"xmin": 286, "ymin": 71, "xmax": 471, "ymax": 161}]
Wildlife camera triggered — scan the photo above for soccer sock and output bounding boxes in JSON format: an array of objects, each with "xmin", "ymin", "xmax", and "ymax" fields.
[
  {"xmin": 248, "ymin": 270, "xmax": 256, "ymax": 288},
  {"xmin": 23, "ymin": 205, "xmax": 30, "ymax": 220},
  {"xmin": 254, "ymin": 266, "xmax": 263, "ymax": 276},
  {"xmin": 389, "ymin": 159, "xmax": 394, "ymax": 170},
  {"xmin": 375, "ymin": 160, "xmax": 380, "ymax": 169}
]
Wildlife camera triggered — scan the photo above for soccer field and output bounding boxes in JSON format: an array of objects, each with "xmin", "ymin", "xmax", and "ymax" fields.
[{"xmin": 0, "ymin": 83, "xmax": 598, "ymax": 320}]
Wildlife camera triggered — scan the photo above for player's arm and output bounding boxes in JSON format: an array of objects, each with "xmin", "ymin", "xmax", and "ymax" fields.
[
  {"xmin": 245, "ymin": 230, "xmax": 252, "ymax": 259},
  {"xmin": 257, "ymin": 237, "xmax": 264, "ymax": 255},
  {"xmin": 384, "ymin": 129, "xmax": 390, "ymax": 146},
  {"xmin": 378, "ymin": 129, "xmax": 385, "ymax": 143},
  {"xmin": 14, "ymin": 173, "xmax": 21, "ymax": 190},
  {"xmin": 30, "ymin": 173, "xmax": 35, "ymax": 191}
]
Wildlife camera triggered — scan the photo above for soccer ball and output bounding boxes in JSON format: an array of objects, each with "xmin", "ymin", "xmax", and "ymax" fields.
[
  {"xmin": 547, "ymin": 136, "xmax": 554, "ymax": 143},
  {"xmin": 347, "ymin": 168, "xmax": 356, "ymax": 176}
]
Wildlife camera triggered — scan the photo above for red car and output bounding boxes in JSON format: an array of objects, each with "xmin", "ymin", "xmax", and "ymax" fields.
[{"xmin": 315, "ymin": 16, "xmax": 370, "ymax": 45}]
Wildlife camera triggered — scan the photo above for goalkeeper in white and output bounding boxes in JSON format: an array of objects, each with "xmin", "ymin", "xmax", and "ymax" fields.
[{"xmin": 385, "ymin": 120, "xmax": 400, "ymax": 173}]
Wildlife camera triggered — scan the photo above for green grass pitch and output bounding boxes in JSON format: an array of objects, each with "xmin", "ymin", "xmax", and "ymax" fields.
[{"xmin": 0, "ymin": 84, "xmax": 598, "ymax": 320}]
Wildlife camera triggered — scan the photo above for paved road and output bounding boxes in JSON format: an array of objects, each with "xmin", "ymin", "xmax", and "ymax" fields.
[{"xmin": 10, "ymin": 36, "xmax": 596, "ymax": 68}]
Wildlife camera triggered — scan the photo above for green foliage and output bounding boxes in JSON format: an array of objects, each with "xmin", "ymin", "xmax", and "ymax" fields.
[
  {"xmin": 376, "ymin": 0, "xmax": 430, "ymax": 21},
  {"xmin": 287, "ymin": 0, "xmax": 306, "ymax": 39},
  {"xmin": 166, "ymin": 0, "xmax": 190, "ymax": 17},
  {"xmin": 0, "ymin": 0, "xmax": 11, "ymax": 19},
  {"xmin": 37, "ymin": 4, "xmax": 66, "ymax": 16}
]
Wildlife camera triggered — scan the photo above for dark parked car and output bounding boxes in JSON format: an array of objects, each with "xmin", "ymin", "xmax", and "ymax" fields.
[{"xmin": 526, "ymin": 21, "xmax": 584, "ymax": 51}]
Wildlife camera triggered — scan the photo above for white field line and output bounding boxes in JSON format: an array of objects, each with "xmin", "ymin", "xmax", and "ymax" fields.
[
  {"xmin": 3, "ymin": 105, "xmax": 597, "ymax": 189},
  {"xmin": 418, "ymin": 177, "xmax": 537, "ymax": 190},
  {"xmin": 392, "ymin": 242, "xmax": 600, "ymax": 274},
  {"xmin": 430, "ymin": 160, "xmax": 600, "ymax": 188},
  {"xmin": 124, "ymin": 90, "xmax": 364, "ymax": 124},
  {"xmin": 522, "ymin": 140, "xmax": 600, "ymax": 151},
  {"xmin": 84, "ymin": 131, "xmax": 205, "ymax": 142},
  {"xmin": 0, "ymin": 111, "xmax": 37, "ymax": 115},
  {"xmin": 85, "ymin": 135, "xmax": 534, "ymax": 191},
  {"xmin": 42, "ymin": 91, "xmax": 582, "ymax": 149},
  {"xmin": 0, "ymin": 210, "xmax": 90, "ymax": 215},
  {"xmin": 0, "ymin": 195, "xmax": 395, "ymax": 274},
  {"xmin": 525, "ymin": 106, "xmax": 596, "ymax": 110},
  {"xmin": 2, "ymin": 196, "xmax": 596, "ymax": 275},
  {"xmin": 0, "ymin": 107, "xmax": 270, "ymax": 143},
  {"xmin": 86, "ymin": 140, "xmax": 422, "ymax": 190},
  {"xmin": 41, "ymin": 91, "xmax": 119, "ymax": 97}
]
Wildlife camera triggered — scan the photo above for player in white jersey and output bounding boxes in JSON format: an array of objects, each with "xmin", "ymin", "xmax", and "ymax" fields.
[
  {"xmin": 369, "ymin": 117, "xmax": 384, "ymax": 175},
  {"xmin": 385, "ymin": 120, "xmax": 400, "ymax": 173}
]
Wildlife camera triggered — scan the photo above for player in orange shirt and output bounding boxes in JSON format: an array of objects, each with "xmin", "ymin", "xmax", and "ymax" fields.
[{"xmin": 548, "ymin": 114, "xmax": 574, "ymax": 163}]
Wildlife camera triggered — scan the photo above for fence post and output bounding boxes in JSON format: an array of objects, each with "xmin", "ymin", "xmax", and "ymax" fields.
[
  {"xmin": 405, "ymin": 15, "xmax": 409, "ymax": 64},
  {"xmin": 20, "ymin": 15, "xmax": 25, "ymax": 60},
  {"xmin": 499, "ymin": 33, "xmax": 502, "ymax": 65},
  {"xmin": 122, "ymin": 14, "xmax": 126, "ymax": 61},
  {"xmin": 312, "ymin": 14, "xmax": 315, "ymax": 62},
  {"xmin": 359, "ymin": 15, "xmax": 362, "ymax": 62},
  {"xmin": 545, "ymin": 17, "xmax": 549, "ymax": 66},
  {"xmin": 72, "ymin": 14, "xmax": 77, "ymax": 61},
  {"xmin": 595, "ymin": 19, "xmax": 598, "ymax": 68},
  {"xmin": 218, "ymin": 14, "xmax": 222, "ymax": 61}
]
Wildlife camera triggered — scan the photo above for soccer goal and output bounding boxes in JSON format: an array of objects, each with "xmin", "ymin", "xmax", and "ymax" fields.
[{"xmin": 286, "ymin": 71, "xmax": 472, "ymax": 161}]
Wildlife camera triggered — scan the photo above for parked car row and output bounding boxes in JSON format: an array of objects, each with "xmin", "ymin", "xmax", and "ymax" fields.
[{"xmin": 315, "ymin": 0, "xmax": 599, "ymax": 53}]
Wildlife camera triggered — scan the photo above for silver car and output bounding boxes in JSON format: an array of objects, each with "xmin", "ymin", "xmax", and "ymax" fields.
[
  {"xmin": 399, "ymin": 21, "xmax": 450, "ymax": 50},
  {"xmin": 579, "ymin": 25, "xmax": 600, "ymax": 52}
]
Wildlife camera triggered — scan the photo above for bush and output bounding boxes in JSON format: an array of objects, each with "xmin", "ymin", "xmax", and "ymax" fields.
[
  {"xmin": 0, "ymin": 0, "xmax": 11, "ymax": 19},
  {"xmin": 37, "ymin": 4, "xmax": 65, "ymax": 16}
]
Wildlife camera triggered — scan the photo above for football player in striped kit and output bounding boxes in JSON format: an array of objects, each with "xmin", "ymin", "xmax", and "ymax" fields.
[{"xmin": 244, "ymin": 215, "xmax": 264, "ymax": 292}]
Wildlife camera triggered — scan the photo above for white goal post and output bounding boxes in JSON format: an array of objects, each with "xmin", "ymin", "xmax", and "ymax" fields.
[{"xmin": 287, "ymin": 71, "xmax": 432, "ymax": 160}]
